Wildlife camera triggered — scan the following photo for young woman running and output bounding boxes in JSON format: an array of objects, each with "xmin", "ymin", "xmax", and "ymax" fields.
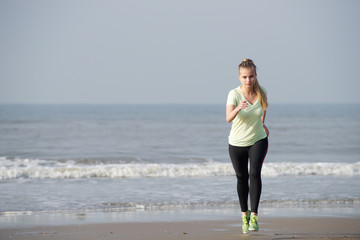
[{"xmin": 226, "ymin": 58, "xmax": 269, "ymax": 234}]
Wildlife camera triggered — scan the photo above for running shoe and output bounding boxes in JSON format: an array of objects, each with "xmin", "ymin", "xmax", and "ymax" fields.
[
  {"xmin": 242, "ymin": 210, "xmax": 251, "ymax": 234},
  {"xmin": 249, "ymin": 214, "xmax": 259, "ymax": 231}
]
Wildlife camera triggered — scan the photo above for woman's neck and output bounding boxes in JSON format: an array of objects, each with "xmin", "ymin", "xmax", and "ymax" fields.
[{"xmin": 240, "ymin": 85, "xmax": 255, "ymax": 96}]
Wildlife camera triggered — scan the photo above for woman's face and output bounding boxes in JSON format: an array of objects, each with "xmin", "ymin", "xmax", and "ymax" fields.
[{"xmin": 239, "ymin": 67, "xmax": 256, "ymax": 88}]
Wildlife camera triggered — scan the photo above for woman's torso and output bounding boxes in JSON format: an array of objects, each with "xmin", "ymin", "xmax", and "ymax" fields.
[{"xmin": 227, "ymin": 86, "xmax": 267, "ymax": 147}]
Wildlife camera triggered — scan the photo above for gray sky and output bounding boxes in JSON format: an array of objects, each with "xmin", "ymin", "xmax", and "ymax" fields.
[{"xmin": 1, "ymin": 0, "xmax": 359, "ymax": 104}]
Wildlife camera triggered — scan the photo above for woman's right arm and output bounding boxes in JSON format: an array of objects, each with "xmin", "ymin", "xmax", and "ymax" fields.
[{"xmin": 226, "ymin": 100, "xmax": 248, "ymax": 123}]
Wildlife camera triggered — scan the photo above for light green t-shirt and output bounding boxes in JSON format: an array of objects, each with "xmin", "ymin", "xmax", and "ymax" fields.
[{"xmin": 227, "ymin": 86, "xmax": 267, "ymax": 147}]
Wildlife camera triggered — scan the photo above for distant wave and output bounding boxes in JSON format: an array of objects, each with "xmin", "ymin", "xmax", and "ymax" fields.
[
  {"xmin": 0, "ymin": 157, "xmax": 359, "ymax": 180},
  {"xmin": 1, "ymin": 198, "xmax": 359, "ymax": 216},
  {"xmin": 101, "ymin": 198, "xmax": 360, "ymax": 210}
]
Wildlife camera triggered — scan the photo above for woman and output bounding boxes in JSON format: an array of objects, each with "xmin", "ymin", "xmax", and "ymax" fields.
[{"xmin": 226, "ymin": 58, "xmax": 269, "ymax": 234}]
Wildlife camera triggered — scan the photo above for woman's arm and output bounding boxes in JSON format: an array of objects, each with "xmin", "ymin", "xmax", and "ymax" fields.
[
  {"xmin": 226, "ymin": 100, "xmax": 248, "ymax": 123},
  {"xmin": 262, "ymin": 110, "xmax": 269, "ymax": 136}
]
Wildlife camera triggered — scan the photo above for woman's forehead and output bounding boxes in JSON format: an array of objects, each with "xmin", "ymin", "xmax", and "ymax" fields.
[{"xmin": 239, "ymin": 67, "xmax": 256, "ymax": 75}]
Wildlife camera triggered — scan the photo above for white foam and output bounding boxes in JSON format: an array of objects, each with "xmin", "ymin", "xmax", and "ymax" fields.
[
  {"xmin": 262, "ymin": 162, "xmax": 360, "ymax": 177},
  {"xmin": 0, "ymin": 157, "xmax": 359, "ymax": 180},
  {"xmin": 0, "ymin": 158, "xmax": 234, "ymax": 179}
]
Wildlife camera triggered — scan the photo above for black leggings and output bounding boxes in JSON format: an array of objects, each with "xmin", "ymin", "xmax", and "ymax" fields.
[{"xmin": 228, "ymin": 137, "xmax": 268, "ymax": 214}]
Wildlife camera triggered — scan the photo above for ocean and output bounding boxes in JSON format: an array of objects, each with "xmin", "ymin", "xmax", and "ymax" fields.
[{"xmin": 0, "ymin": 103, "xmax": 359, "ymax": 225}]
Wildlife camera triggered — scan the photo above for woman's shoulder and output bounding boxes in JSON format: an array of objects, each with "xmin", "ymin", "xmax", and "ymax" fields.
[
  {"xmin": 227, "ymin": 86, "xmax": 242, "ymax": 105},
  {"xmin": 228, "ymin": 86, "xmax": 241, "ymax": 95}
]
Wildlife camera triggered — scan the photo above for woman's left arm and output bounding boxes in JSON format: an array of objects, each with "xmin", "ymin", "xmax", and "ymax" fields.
[{"xmin": 262, "ymin": 111, "xmax": 269, "ymax": 137}]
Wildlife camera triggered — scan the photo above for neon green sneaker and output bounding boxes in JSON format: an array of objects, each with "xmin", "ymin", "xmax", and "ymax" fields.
[
  {"xmin": 249, "ymin": 214, "xmax": 259, "ymax": 231},
  {"xmin": 242, "ymin": 210, "xmax": 251, "ymax": 234}
]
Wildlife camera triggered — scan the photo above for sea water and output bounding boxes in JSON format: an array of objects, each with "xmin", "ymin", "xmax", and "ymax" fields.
[{"xmin": 0, "ymin": 104, "xmax": 359, "ymax": 222}]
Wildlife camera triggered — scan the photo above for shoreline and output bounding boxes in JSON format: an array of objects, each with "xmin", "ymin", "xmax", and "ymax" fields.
[
  {"xmin": 1, "ymin": 217, "xmax": 359, "ymax": 240},
  {"xmin": 1, "ymin": 206, "xmax": 359, "ymax": 227}
]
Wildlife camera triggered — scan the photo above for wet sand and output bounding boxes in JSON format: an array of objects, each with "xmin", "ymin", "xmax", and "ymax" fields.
[{"xmin": 1, "ymin": 216, "xmax": 359, "ymax": 240}]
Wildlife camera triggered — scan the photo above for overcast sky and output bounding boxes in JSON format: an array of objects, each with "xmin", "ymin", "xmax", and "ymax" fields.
[{"xmin": 1, "ymin": 0, "xmax": 359, "ymax": 104}]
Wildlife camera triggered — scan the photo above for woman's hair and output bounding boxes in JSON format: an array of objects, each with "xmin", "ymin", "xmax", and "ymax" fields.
[{"xmin": 238, "ymin": 58, "xmax": 268, "ymax": 110}]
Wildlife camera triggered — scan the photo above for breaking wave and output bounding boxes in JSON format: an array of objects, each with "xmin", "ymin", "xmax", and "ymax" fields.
[{"xmin": 1, "ymin": 157, "xmax": 359, "ymax": 180}]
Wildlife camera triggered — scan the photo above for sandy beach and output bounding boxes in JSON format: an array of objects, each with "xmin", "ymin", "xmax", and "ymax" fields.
[{"xmin": 1, "ymin": 216, "xmax": 359, "ymax": 240}]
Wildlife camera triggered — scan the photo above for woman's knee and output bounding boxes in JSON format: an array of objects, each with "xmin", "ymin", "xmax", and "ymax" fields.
[
  {"xmin": 249, "ymin": 169, "xmax": 261, "ymax": 180},
  {"xmin": 236, "ymin": 172, "xmax": 248, "ymax": 183}
]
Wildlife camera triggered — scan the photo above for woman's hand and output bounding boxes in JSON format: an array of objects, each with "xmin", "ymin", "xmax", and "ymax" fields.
[
  {"xmin": 226, "ymin": 100, "xmax": 248, "ymax": 123},
  {"xmin": 263, "ymin": 125, "xmax": 269, "ymax": 137},
  {"xmin": 236, "ymin": 100, "xmax": 248, "ymax": 111}
]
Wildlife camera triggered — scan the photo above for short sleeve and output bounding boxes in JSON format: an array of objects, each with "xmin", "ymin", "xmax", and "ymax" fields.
[{"xmin": 226, "ymin": 90, "xmax": 238, "ymax": 106}]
